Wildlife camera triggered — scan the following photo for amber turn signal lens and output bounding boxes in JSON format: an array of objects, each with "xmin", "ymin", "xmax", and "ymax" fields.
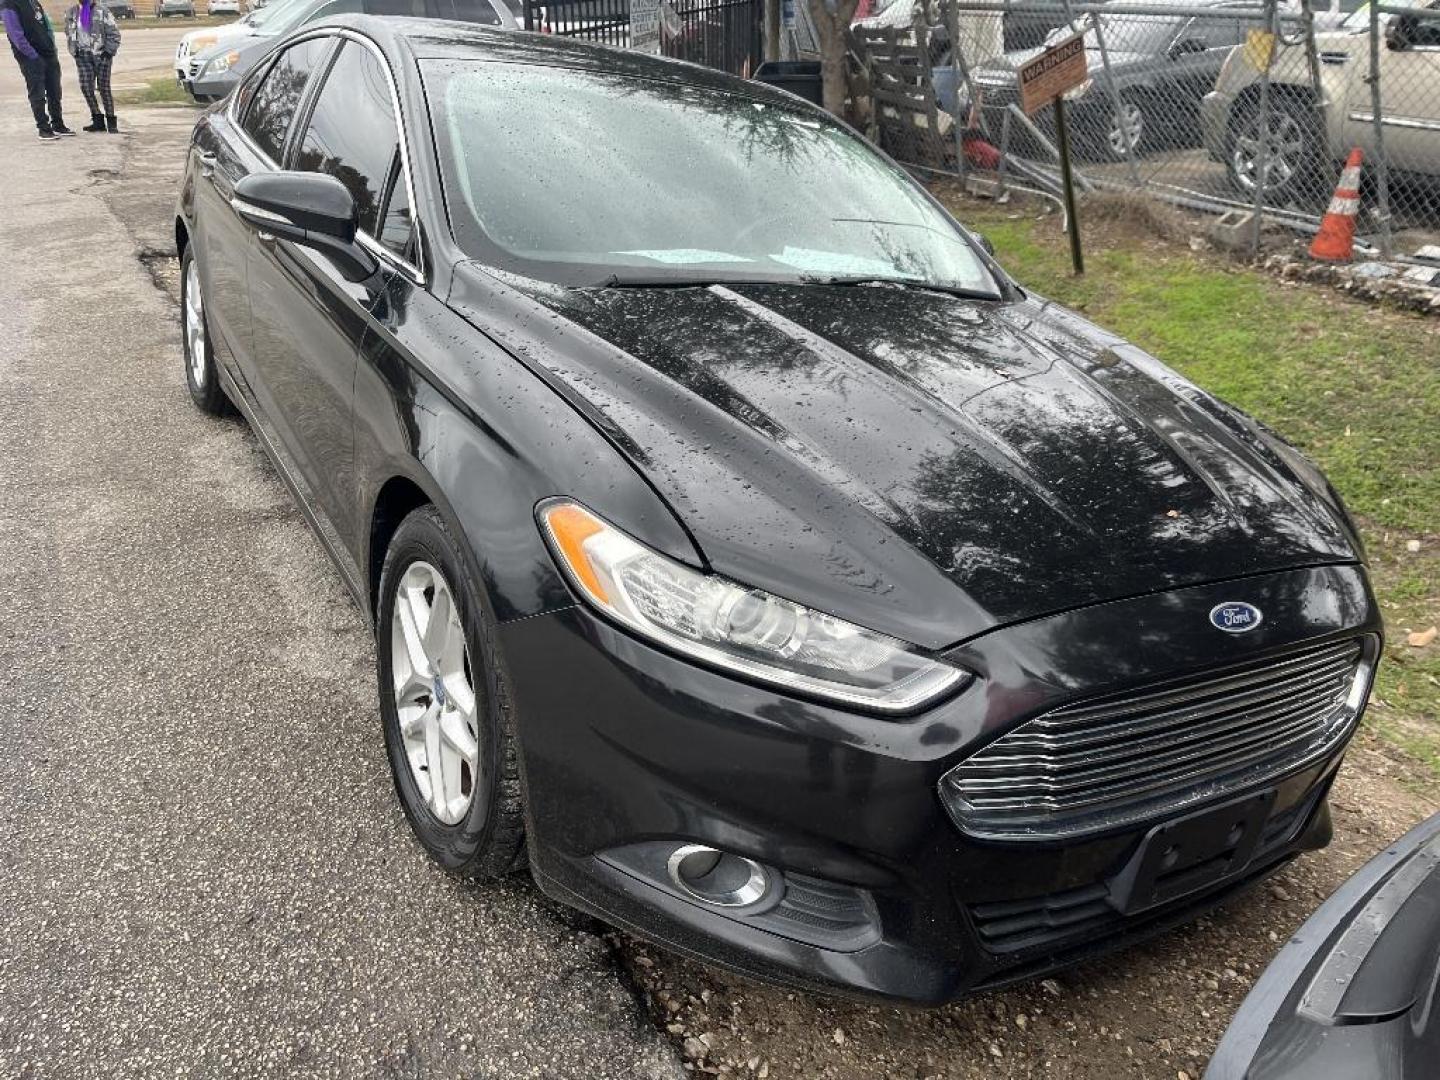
[{"xmin": 541, "ymin": 502, "xmax": 610, "ymax": 604}]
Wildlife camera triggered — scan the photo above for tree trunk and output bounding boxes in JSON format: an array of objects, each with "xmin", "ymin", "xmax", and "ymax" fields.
[
  {"xmin": 807, "ymin": 0, "xmax": 861, "ymax": 117},
  {"xmin": 764, "ymin": 0, "xmax": 781, "ymax": 62}
]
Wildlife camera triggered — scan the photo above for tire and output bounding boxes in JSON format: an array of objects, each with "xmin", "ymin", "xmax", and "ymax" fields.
[
  {"xmin": 376, "ymin": 504, "xmax": 527, "ymax": 879},
  {"xmin": 179, "ymin": 245, "xmax": 232, "ymax": 416},
  {"xmin": 1226, "ymin": 94, "xmax": 1322, "ymax": 207},
  {"xmin": 1093, "ymin": 93, "xmax": 1150, "ymax": 163}
]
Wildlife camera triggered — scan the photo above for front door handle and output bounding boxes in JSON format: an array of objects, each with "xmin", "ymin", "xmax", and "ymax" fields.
[{"xmin": 198, "ymin": 151, "xmax": 217, "ymax": 178}]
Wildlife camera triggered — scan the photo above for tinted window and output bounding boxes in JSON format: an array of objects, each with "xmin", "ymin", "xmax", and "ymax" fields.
[
  {"xmin": 295, "ymin": 42, "xmax": 410, "ymax": 251},
  {"xmin": 430, "ymin": 61, "xmax": 998, "ymax": 295},
  {"xmin": 241, "ymin": 37, "xmax": 331, "ymax": 163},
  {"xmin": 1184, "ymin": 15, "xmax": 1241, "ymax": 50},
  {"xmin": 1094, "ymin": 15, "xmax": 1187, "ymax": 54},
  {"xmin": 428, "ymin": 0, "xmax": 503, "ymax": 23}
]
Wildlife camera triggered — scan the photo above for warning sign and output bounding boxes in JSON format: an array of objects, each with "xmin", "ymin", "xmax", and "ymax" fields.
[
  {"xmin": 632, "ymin": 0, "xmax": 661, "ymax": 54},
  {"xmin": 1018, "ymin": 34, "xmax": 1088, "ymax": 116}
]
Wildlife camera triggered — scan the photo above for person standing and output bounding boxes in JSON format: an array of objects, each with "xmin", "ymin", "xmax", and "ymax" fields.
[
  {"xmin": 1, "ymin": 0, "xmax": 73, "ymax": 141},
  {"xmin": 64, "ymin": 0, "xmax": 121, "ymax": 133}
]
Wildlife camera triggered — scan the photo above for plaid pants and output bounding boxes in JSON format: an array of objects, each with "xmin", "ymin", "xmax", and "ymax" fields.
[{"xmin": 74, "ymin": 52, "xmax": 114, "ymax": 116}]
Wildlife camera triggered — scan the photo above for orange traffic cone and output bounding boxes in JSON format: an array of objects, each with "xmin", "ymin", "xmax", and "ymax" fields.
[{"xmin": 1310, "ymin": 149, "xmax": 1364, "ymax": 263}]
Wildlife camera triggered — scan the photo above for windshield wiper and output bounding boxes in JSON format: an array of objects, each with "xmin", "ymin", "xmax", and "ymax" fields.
[{"xmin": 803, "ymin": 275, "xmax": 1002, "ymax": 302}]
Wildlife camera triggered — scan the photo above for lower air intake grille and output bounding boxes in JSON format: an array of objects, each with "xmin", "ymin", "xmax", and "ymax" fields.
[{"xmin": 941, "ymin": 639, "xmax": 1371, "ymax": 841}]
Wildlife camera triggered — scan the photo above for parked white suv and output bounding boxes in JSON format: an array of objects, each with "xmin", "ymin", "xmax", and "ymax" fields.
[
  {"xmin": 1200, "ymin": 0, "xmax": 1440, "ymax": 201},
  {"xmin": 173, "ymin": 0, "xmax": 298, "ymax": 87}
]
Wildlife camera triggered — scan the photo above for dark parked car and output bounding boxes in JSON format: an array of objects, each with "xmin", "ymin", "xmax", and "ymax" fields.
[
  {"xmin": 1207, "ymin": 811, "xmax": 1440, "ymax": 1079},
  {"xmin": 944, "ymin": 0, "xmax": 1266, "ymax": 162},
  {"xmin": 177, "ymin": 16, "xmax": 1380, "ymax": 1003},
  {"xmin": 104, "ymin": 0, "xmax": 137, "ymax": 17}
]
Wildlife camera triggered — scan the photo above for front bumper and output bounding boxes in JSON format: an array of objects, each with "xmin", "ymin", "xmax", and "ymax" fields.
[
  {"xmin": 189, "ymin": 70, "xmax": 237, "ymax": 102},
  {"xmin": 1201, "ymin": 91, "xmax": 1231, "ymax": 162},
  {"xmin": 502, "ymin": 563, "xmax": 1379, "ymax": 1004}
]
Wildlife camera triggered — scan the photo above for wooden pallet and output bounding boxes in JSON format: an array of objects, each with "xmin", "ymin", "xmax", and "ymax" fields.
[{"xmin": 849, "ymin": 23, "xmax": 952, "ymax": 170}]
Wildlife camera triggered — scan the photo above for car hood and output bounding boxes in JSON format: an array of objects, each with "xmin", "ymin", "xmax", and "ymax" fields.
[
  {"xmin": 180, "ymin": 22, "xmax": 252, "ymax": 55},
  {"xmin": 451, "ymin": 269, "xmax": 1358, "ymax": 648}
]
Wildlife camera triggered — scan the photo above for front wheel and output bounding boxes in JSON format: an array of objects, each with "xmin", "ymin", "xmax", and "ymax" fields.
[
  {"xmin": 1095, "ymin": 95, "xmax": 1149, "ymax": 162},
  {"xmin": 376, "ymin": 505, "xmax": 527, "ymax": 879},
  {"xmin": 180, "ymin": 245, "xmax": 232, "ymax": 415},
  {"xmin": 1226, "ymin": 95, "xmax": 1322, "ymax": 206}
]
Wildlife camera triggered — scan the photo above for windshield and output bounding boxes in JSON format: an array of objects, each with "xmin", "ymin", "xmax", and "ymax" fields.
[
  {"xmin": 429, "ymin": 62, "xmax": 999, "ymax": 295},
  {"xmin": 251, "ymin": 0, "xmax": 321, "ymax": 36}
]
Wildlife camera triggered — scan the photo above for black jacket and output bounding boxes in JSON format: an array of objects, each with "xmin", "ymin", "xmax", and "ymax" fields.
[{"xmin": 1, "ymin": 0, "xmax": 57, "ymax": 60}]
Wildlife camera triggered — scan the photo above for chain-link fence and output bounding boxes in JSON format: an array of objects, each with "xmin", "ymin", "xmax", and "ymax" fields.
[{"xmin": 849, "ymin": 0, "xmax": 1440, "ymax": 258}]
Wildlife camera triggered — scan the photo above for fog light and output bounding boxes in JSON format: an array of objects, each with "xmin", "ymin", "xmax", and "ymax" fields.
[{"xmin": 666, "ymin": 844, "xmax": 770, "ymax": 908}]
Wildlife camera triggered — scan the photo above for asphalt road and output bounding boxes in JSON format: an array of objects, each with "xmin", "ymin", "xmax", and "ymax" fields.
[{"xmin": 0, "ymin": 79, "xmax": 680, "ymax": 1080}]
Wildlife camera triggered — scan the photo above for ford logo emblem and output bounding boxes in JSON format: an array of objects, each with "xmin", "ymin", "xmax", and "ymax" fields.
[{"xmin": 1209, "ymin": 602, "xmax": 1263, "ymax": 634}]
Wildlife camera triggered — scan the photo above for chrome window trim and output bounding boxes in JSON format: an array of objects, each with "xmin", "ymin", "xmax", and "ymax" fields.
[
  {"xmin": 1348, "ymin": 111, "xmax": 1440, "ymax": 132},
  {"xmin": 226, "ymin": 26, "xmax": 427, "ymax": 286}
]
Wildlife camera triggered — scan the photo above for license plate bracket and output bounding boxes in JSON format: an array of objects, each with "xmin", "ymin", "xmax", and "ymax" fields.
[{"xmin": 1107, "ymin": 789, "xmax": 1276, "ymax": 915}]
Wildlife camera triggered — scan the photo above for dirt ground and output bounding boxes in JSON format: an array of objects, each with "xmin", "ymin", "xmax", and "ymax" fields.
[{"xmin": 614, "ymin": 736, "xmax": 1435, "ymax": 1080}]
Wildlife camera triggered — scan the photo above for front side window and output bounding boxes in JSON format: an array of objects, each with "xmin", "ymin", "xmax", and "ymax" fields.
[
  {"xmin": 240, "ymin": 36, "xmax": 331, "ymax": 163},
  {"xmin": 1182, "ymin": 15, "xmax": 1242, "ymax": 50},
  {"xmin": 295, "ymin": 41, "xmax": 412, "ymax": 255},
  {"xmin": 428, "ymin": 61, "xmax": 998, "ymax": 295}
]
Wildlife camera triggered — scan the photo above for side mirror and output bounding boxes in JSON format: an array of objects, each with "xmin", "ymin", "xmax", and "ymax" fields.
[
  {"xmin": 973, "ymin": 231, "xmax": 996, "ymax": 257},
  {"xmin": 231, "ymin": 171, "xmax": 379, "ymax": 283},
  {"xmin": 1386, "ymin": 15, "xmax": 1415, "ymax": 50}
]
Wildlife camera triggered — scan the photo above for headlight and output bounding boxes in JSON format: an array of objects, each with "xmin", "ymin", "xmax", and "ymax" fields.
[
  {"xmin": 1063, "ymin": 78, "xmax": 1093, "ymax": 101},
  {"xmin": 208, "ymin": 50, "xmax": 240, "ymax": 74},
  {"xmin": 539, "ymin": 501, "xmax": 968, "ymax": 713}
]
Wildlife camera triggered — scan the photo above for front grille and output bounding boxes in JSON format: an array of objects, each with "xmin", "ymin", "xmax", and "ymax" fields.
[{"xmin": 941, "ymin": 639, "xmax": 1370, "ymax": 841}]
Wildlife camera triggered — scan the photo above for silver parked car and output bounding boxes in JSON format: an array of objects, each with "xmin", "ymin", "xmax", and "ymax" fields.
[{"xmin": 1200, "ymin": 0, "xmax": 1440, "ymax": 201}]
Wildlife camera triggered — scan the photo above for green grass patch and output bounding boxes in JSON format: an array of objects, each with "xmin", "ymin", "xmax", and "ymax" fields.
[
  {"xmin": 938, "ymin": 187, "xmax": 1440, "ymax": 784},
  {"xmin": 114, "ymin": 73, "xmax": 200, "ymax": 107}
]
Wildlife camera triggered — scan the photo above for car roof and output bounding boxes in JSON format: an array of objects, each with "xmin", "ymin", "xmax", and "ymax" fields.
[{"xmin": 328, "ymin": 14, "xmax": 816, "ymax": 111}]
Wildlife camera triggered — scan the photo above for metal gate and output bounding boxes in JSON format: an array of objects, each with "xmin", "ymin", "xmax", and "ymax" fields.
[
  {"xmin": 521, "ymin": 0, "xmax": 763, "ymax": 77},
  {"xmin": 522, "ymin": 0, "xmax": 630, "ymax": 46}
]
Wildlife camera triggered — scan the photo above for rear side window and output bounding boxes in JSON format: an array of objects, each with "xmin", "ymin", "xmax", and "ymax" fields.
[
  {"xmin": 1183, "ymin": 15, "xmax": 1242, "ymax": 50},
  {"xmin": 240, "ymin": 37, "xmax": 331, "ymax": 163},
  {"xmin": 295, "ymin": 41, "xmax": 413, "ymax": 255},
  {"xmin": 427, "ymin": 0, "xmax": 504, "ymax": 23}
]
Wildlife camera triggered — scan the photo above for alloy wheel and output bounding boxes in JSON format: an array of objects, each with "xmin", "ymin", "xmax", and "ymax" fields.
[
  {"xmin": 184, "ymin": 257, "xmax": 206, "ymax": 387},
  {"xmin": 1230, "ymin": 110, "xmax": 1304, "ymax": 195},
  {"xmin": 1107, "ymin": 101, "xmax": 1144, "ymax": 157},
  {"xmin": 391, "ymin": 560, "xmax": 480, "ymax": 825}
]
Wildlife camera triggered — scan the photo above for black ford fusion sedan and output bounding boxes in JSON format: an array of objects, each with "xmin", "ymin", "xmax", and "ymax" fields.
[{"xmin": 176, "ymin": 15, "xmax": 1381, "ymax": 1004}]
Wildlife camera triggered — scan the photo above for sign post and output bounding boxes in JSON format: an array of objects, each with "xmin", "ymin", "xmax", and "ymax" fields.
[{"xmin": 1018, "ymin": 34, "xmax": 1088, "ymax": 275}]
